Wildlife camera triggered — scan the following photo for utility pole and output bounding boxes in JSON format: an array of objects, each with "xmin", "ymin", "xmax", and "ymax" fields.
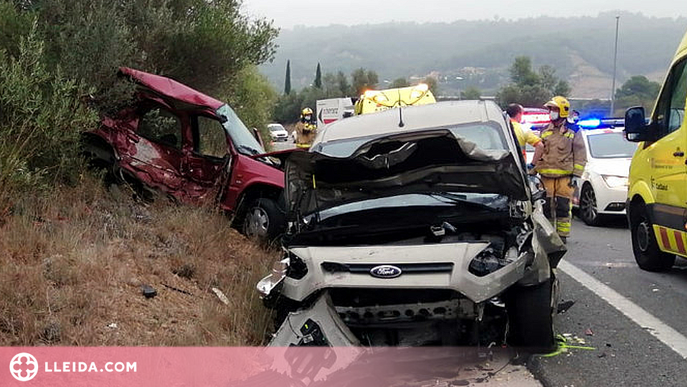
[{"xmin": 610, "ymin": 15, "xmax": 620, "ymax": 116}]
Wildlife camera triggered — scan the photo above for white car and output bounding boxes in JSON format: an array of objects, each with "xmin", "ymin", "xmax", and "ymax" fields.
[
  {"xmin": 572, "ymin": 123, "xmax": 637, "ymax": 225},
  {"xmin": 267, "ymin": 123, "xmax": 289, "ymax": 142}
]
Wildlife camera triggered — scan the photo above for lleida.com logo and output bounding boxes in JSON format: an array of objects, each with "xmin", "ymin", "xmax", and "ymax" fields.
[
  {"xmin": 9, "ymin": 353, "xmax": 39, "ymax": 382},
  {"xmin": 9, "ymin": 352, "xmax": 136, "ymax": 382}
]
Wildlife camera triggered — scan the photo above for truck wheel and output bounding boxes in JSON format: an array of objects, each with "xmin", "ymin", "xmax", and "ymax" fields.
[
  {"xmin": 505, "ymin": 279, "xmax": 555, "ymax": 352},
  {"xmin": 579, "ymin": 183, "xmax": 601, "ymax": 226},
  {"xmin": 242, "ymin": 198, "xmax": 285, "ymax": 243},
  {"xmin": 630, "ymin": 202, "xmax": 675, "ymax": 272}
]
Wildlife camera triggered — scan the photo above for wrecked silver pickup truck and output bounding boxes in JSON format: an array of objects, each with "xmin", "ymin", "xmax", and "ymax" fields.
[{"xmin": 258, "ymin": 100, "xmax": 566, "ymax": 351}]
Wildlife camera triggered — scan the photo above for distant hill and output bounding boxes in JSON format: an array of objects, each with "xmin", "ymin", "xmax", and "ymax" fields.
[{"xmin": 260, "ymin": 12, "xmax": 686, "ymax": 98}]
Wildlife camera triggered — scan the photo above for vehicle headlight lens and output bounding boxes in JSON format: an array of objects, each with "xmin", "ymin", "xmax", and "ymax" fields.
[{"xmin": 602, "ymin": 175, "xmax": 628, "ymax": 188}]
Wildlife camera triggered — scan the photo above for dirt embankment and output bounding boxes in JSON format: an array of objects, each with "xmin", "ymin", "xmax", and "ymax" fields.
[{"xmin": 0, "ymin": 177, "xmax": 278, "ymax": 346}]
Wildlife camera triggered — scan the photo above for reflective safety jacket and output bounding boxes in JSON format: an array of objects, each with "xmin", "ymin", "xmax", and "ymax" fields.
[
  {"xmin": 512, "ymin": 120, "xmax": 541, "ymax": 148},
  {"xmin": 535, "ymin": 121, "xmax": 587, "ymax": 178},
  {"xmin": 295, "ymin": 121, "xmax": 317, "ymax": 148}
]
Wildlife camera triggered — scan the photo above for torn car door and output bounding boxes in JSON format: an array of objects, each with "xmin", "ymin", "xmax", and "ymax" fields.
[
  {"xmin": 179, "ymin": 114, "xmax": 233, "ymax": 202},
  {"xmin": 122, "ymin": 102, "xmax": 188, "ymax": 194}
]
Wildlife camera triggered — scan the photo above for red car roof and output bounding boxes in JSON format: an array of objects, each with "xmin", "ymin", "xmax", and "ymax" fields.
[{"xmin": 119, "ymin": 67, "xmax": 223, "ymax": 111}]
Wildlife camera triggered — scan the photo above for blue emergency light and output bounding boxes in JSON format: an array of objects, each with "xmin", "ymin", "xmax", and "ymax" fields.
[{"xmin": 577, "ymin": 118, "xmax": 602, "ymax": 128}]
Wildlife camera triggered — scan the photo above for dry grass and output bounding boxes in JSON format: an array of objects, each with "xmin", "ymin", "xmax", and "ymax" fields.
[{"xmin": 0, "ymin": 176, "xmax": 279, "ymax": 346}]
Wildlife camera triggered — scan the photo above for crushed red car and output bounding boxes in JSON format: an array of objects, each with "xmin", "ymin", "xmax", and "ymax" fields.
[{"xmin": 82, "ymin": 67, "xmax": 288, "ymax": 240}]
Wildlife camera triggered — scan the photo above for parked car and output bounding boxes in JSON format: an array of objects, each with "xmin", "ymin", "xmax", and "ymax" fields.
[
  {"xmin": 572, "ymin": 120, "xmax": 636, "ymax": 226},
  {"xmin": 267, "ymin": 123, "xmax": 289, "ymax": 142},
  {"xmin": 624, "ymin": 28, "xmax": 687, "ymax": 272},
  {"xmin": 257, "ymin": 101, "xmax": 566, "ymax": 350},
  {"xmin": 82, "ymin": 68, "xmax": 287, "ymax": 241}
]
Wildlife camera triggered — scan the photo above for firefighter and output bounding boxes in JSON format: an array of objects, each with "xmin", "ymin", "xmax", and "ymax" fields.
[
  {"xmin": 506, "ymin": 103, "xmax": 543, "ymax": 163},
  {"xmin": 295, "ymin": 107, "xmax": 317, "ymax": 149},
  {"xmin": 534, "ymin": 96, "xmax": 587, "ymax": 243}
]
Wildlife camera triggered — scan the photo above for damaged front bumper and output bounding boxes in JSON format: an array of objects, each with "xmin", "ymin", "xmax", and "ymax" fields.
[
  {"xmin": 257, "ymin": 203, "xmax": 566, "ymax": 306},
  {"xmin": 268, "ymin": 241, "xmax": 531, "ymax": 305},
  {"xmin": 269, "ymin": 292, "xmax": 360, "ymax": 347}
]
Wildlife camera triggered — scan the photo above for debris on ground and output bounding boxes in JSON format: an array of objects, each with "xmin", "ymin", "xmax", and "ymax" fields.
[
  {"xmin": 539, "ymin": 334, "xmax": 596, "ymax": 358},
  {"xmin": 212, "ymin": 287, "xmax": 230, "ymax": 305},
  {"xmin": 585, "ymin": 328, "xmax": 594, "ymax": 336},
  {"xmin": 163, "ymin": 283, "xmax": 194, "ymax": 296},
  {"xmin": 141, "ymin": 284, "xmax": 157, "ymax": 298},
  {"xmin": 557, "ymin": 300, "xmax": 575, "ymax": 314},
  {"xmin": 107, "ymin": 323, "xmax": 118, "ymax": 329}
]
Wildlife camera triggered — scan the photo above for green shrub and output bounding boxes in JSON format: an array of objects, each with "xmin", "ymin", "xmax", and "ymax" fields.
[{"xmin": 0, "ymin": 22, "xmax": 97, "ymax": 203}]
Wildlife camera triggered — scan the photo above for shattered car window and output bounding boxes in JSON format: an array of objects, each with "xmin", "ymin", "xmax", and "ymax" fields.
[
  {"xmin": 315, "ymin": 122, "xmax": 508, "ymax": 159},
  {"xmin": 216, "ymin": 104, "xmax": 265, "ymax": 155},
  {"xmin": 195, "ymin": 115, "xmax": 228, "ymax": 158},
  {"xmin": 449, "ymin": 124, "xmax": 507, "ymax": 151},
  {"xmin": 137, "ymin": 107, "xmax": 182, "ymax": 149}
]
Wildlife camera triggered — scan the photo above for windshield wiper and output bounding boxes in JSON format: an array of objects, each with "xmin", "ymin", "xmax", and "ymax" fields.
[
  {"xmin": 426, "ymin": 192, "xmax": 500, "ymax": 211},
  {"xmin": 426, "ymin": 192, "xmax": 469, "ymax": 203}
]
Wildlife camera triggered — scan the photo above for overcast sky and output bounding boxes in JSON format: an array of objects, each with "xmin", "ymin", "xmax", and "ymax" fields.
[{"xmin": 242, "ymin": 0, "xmax": 686, "ymax": 29}]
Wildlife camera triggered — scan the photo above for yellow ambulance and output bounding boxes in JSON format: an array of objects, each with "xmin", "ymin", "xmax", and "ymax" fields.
[
  {"xmin": 354, "ymin": 83, "xmax": 436, "ymax": 115},
  {"xmin": 625, "ymin": 29, "xmax": 687, "ymax": 271}
]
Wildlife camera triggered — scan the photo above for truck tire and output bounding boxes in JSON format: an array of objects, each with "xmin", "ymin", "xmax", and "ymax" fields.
[
  {"xmin": 630, "ymin": 201, "xmax": 675, "ymax": 272},
  {"xmin": 242, "ymin": 198, "xmax": 285, "ymax": 243},
  {"xmin": 505, "ymin": 279, "xmax": 555, "ymax": 353}
]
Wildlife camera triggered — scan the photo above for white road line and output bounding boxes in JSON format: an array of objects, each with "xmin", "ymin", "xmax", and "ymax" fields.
[{"xmin": 559, "ymin": 260, "xmax": 687, "ymax": 359}]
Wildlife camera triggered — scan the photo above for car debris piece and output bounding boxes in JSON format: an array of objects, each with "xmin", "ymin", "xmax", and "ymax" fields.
[
  {"xmin": 585, "ymin": 328, "xmax": 594, "ymax": 336},
  {"xmin": 557, "ymin": 300, "xmax": 575, "ymax": 314},
  {"xmin": 211, "ymin": 287, "xmax": 230, "ymax": 305},
  {"xmin": 141, "ymin": 284, "xmax": 157, "ymax": 298},
  {"xmin": 162, "ymin": 283, "xmax": 194, "ymax": 296},
  {"xmin": 258, "ymin": 101, "xmax": 567, "ymax": 351}
]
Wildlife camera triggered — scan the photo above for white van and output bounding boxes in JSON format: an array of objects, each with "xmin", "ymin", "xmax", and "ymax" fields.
[{"xmin": 316, "ymin": 98, "xmax": 354, "ymax": 128}]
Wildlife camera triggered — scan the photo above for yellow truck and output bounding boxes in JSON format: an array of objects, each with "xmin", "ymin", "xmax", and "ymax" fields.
[
  {"xmin": 624, "ymin": 29, "xmax": 687, "ymax": 271},
  {"xmin": 354, "ymin": 83, "xmax": 436, "ymax": 115}
]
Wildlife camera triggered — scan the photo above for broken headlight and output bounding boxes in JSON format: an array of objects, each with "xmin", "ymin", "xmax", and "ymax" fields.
[
  {"xmin": 257, "ymin": 257, "xmax": 290, "ymax": 298},
  {"xmin": 468, "ymin": 246, "xmax": 518, "ymax": 277},
  {"xmin": 287, "ymin": 252, "xmax": 308, "ymax": 280}
]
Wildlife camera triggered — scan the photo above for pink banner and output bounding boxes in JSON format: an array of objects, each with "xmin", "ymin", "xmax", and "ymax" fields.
[{"xmin": 1, "ymin": 346, "xmax": 511, "ymax": 386}]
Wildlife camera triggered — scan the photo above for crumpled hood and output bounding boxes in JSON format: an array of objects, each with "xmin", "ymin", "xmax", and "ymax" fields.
[{"xmin": 285, "ymin": 128, "xmax": 529, "ymax": 217}]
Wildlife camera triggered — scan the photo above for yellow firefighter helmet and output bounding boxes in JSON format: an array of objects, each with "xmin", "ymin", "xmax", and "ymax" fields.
[{"xmin": 544, "ymin": 96, "xmax": 571, "ymax": 118}]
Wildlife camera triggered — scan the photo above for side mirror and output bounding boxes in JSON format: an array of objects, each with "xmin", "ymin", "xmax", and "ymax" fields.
[{"xmin": 624, "ymin": 106, "xmax": 649, "ymax": 142}]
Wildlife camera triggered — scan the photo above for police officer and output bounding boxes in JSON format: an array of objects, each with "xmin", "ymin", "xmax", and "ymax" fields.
[{"xmin": 534, "ymin": 96, "xmax": 587, "ymax": 243}]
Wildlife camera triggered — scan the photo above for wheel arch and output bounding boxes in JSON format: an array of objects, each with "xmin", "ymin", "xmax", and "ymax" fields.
[
  {"xmin": 81, "ymin": 132, "xmax": 117, "ymax": 166},
  {"xmin": 231, "ymin": 182, "xmax": 284, "ymax": 227}
]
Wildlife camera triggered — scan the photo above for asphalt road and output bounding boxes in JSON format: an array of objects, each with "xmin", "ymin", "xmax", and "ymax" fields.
[
  {"xmin": 270, "ymin": 138, "xmax": 296, "ymax": 152},
  {"xmin": 531, "ymin": 216, "xmax": 687, "ymax": 386}
]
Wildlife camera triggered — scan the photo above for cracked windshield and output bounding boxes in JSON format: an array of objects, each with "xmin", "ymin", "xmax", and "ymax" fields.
[{"xmin": 1, "ymin": 0, "xmax": 686, "ymax": 385}]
